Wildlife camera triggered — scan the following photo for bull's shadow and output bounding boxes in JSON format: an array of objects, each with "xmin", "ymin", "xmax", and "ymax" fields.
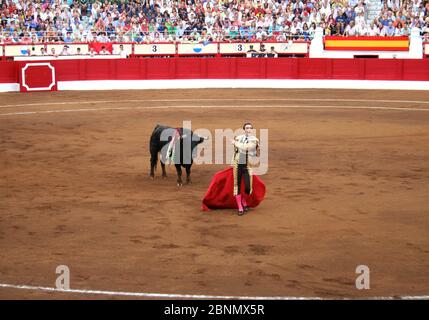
[{"xmin": 149, "ymin": 124, "xmax": 205, "ymax": 186}]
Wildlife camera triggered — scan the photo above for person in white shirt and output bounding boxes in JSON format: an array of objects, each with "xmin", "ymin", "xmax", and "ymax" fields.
[
  {"xmin": 320, "ymin": 0, "xmax": 332, "ymax": 17},
  {"xmin": 96, "ymin": 33, "xmax": 109, "ymax": 43},
  {"xmin": 354, "ymin": 1, "xmax": 366, "ymax": 15},
  {"xmin": 355, "ymin": 21, "xmax": 368, "ymax": 36},
  {"xmin": 290, "ymin": 20, "xmax": 302, "ymax": 38},
  {"xmin": 355, "ymin": 12, "xmax": 366, "ymax": 26},
  {"xmin": 50, "ymin": 48, "xmax": 58, "ymax": 57},
  {"xmin": 345, "ymin": 21, "xmax": 357, "ymax": 36},
  {"xmin": 60, "ymin": 45, "xmax": 71, "ymax": 55},
  {"xmin": 368, "ymin": 22, "xmax": 380, "ymax": 36},
  {"xmin": 115, "ymin": 44, "xmax": 128, "ymax": 58},
  {"xmin": 89, "ymin": 47, "xmax": 97, "ymax": 57}
]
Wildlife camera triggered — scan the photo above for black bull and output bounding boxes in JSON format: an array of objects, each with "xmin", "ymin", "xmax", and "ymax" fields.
[{"xmin": 149, "ymin": 125, "xmax": 205, "ymax": 186}]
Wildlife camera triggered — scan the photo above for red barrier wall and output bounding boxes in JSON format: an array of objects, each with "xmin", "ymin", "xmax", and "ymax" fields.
[
  {"xmin": 0, "ymin": 61, "xmax": 18, "ymax": 83},
  {"xmin": 2, "ymin": 58, "xmax": 429, "ymax": 84},
  {"xmin": 19, "ymin": 62, "xmax": 57, "ymax": 92}
]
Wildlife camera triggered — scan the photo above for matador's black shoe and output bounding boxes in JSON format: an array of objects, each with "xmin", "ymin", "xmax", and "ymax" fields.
[{"xmin": 237, "ymin": 209, "xmax": 245, "ymax": 216}]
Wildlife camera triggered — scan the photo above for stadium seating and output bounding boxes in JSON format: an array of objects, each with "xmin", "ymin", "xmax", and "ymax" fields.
[{"xmin": 0, "ymin": 0, "xmax": 427, "ymax": 44}]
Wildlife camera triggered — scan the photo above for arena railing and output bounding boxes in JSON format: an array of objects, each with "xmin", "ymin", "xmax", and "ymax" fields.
[
  {"xmin": 3, "ymin": 35, "xmax": 428, "ymax": 61},
  {"xmin": 0, "ymin": 40, "xmax": 311, "ymax": 60}
]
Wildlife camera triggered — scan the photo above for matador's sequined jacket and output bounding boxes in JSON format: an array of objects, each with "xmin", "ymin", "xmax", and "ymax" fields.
[{"xmin": 232, "ymin": 134, "xmax": 259, "ymax": 196}]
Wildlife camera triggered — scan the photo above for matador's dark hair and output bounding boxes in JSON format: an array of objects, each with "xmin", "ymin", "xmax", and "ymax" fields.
[{"xmin": 243, "ymin": 122, "xmax": 253, "ymax": 130}]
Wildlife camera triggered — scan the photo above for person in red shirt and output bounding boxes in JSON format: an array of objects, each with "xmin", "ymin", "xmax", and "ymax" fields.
[
  {"xmin": 254, "ymin": 1, "xmax": 266, "ymax": 17},
  {"xmin": 140, "ymin": 19, "xmax": 149, "ymax": 34}
]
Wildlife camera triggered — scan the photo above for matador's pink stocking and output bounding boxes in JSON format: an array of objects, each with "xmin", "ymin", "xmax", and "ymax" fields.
[
  {"xmin": 241, "ymin": 195, "xmax": 248, "ymax": 208},
  {"xmin": 235, "ymin": 195, "xmax": 244, "ymax": 212}
]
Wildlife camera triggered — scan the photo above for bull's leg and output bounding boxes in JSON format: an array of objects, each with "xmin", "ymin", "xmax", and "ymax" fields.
[
  {"xmin": 150, "ymin": 165, "xmax": 155, "ymax": 179},
  {"xmin": 185, "ymin": 165, "xmax": 192, "ymax": 184},
  {"xmin": 150, "ymin": 151, "xmax": 158, "ymax": 180},
  {"xmin": 175, "ymin": 164, "xmax": 183, "ymax": 187},
  {"xmin": 161, "ymin": 162, "xmax": 167, "ymax": 179}
]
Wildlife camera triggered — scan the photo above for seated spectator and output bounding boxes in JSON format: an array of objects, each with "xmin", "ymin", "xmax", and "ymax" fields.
[
  {"xmin": 2, "ymin": 32, "xmax": 13, "ymax": 44},
  {"xmin": 382, "ymin": 21, "xmax": 397, "ymax": 36},
  {"xmin": 97, "ymin": 32, "xmax": 110, "ymax": 43},
  {"xmin": 63, "ymin": 32, "xmax": 74, "ymax": 43},
  {"xmin": 21, "ymin": 32, "xmax": 32, "ymax": 44},
  {"xmin": 247, "ymin": 45, "xmax": 257, "ymax": 53},
  {"xmin": 302, "ymin": 23, "xmax": 311, "ymax": 40},
  {"xmin": 258, "ymin": 43, "xmax": 267, "ymax": 57},
  {"xmin": 246, "ymin": 44, "xmax": 257, "ymax": 57},
  {"xmin": 115, "ymin": 44, "xmax": 128, "ymax": 58},
  {"xmin": 99, "ymin": 46, "xmax": 110, "ymax": 55},
  {"xmin": 345, "ymin": 21, "xmax": 358, "ymax": 36},
  {"xmin": 267, "ymin": 46, "xmax": 278, "ymax": 58},
  {"xmin": 290, "ymin": 20, "xmax": 303, "ymax": 39},
  {"xmin": 12, "ymin": 31, "xmax": 20, "ymax": 43},
  {"xmin": 276, "ymin": 32, "xmax": 287, "ymax": 42},
  {"xmin": 60, "ymin": 45, "xmax": 71, "ymax": 56},
  {"xmin": 89, "ymin": 47, "xmax": 97, "ymax": 57},
  {"xmin": 368, "ymin": 22, "xmax": 381, "ymax": 36},
  {"xmin": 50, "ymin": 48, "xmax": 58, "ymax": 57},
  {"xmin": 31, "ymin": 33, "xmax": 39, "ymax": 44},
  {"xmin": 355, "ymin": 19, "xmax": 368, "ymax": 36},
  {"xmin": 422, "ymin": 17, "xmax": 429, "ymax": 39}
]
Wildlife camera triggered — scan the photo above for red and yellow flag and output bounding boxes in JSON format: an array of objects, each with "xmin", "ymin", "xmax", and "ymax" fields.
[{"xmin": 324, "ymin": 36, "xmax": 409, "ymax": 51}]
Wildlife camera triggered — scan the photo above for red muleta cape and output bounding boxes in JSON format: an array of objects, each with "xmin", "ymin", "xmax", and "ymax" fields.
[{"xmin": 201, "ymin": 167, "xmax": 266, "ymax": 211}]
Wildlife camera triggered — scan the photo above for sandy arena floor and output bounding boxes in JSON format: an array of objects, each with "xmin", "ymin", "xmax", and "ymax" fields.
[{"xmin": 0, "ymin": 89, "xmax": 428, "ymax": 299}]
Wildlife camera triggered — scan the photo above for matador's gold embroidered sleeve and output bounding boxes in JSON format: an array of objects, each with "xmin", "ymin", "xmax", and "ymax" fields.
[{"xmin": 234, "ymin": 136, "xmax": 258, "ymax": 152}]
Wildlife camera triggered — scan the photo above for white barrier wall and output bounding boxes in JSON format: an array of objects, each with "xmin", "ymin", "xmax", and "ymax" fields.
[
  {"xmin": 4, "ymin": 40, "xmax": 427, "ymax": 58},
  {"xmin": 14, "ymin": 55, "xmax": 122, "ymax": 61},
  {"xmin": 219, "ymin": 42, "xmax": 308, "ymax": 54},
  {"xmin": 134, "ymin": 43, "xmax": 176, "ymax": 55},
  {"xmin": 177, "ymin": 43, "xmax": 218, "ymax": 54},
  {"xmin": 5, "ymin": 44, "xmax": 37, "ymax": 56},
  {"xmin": 46, "ymin": 44, "xmax": 89, "ymax": 55},
  {"xmin": 3, "ymin": 42, "xmax": 309, "ymax": 57},
  {"xmin": 5, "ymin": 44, "xmax": 90, "ymax": 56},
  {"xmin": 5, "ymin": 44, "xmax": 133, "ymax": 57}
]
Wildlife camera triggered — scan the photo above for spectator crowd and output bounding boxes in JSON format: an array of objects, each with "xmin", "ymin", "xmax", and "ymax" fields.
[{"xmin": 1, "ymin": 0, "xmax": 428, "ymax": 44}]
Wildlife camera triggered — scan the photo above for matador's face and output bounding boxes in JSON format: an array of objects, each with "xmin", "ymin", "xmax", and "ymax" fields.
[{"xmin": 244, "ymin": 124, "xmax": 253, "ymax": 136}]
